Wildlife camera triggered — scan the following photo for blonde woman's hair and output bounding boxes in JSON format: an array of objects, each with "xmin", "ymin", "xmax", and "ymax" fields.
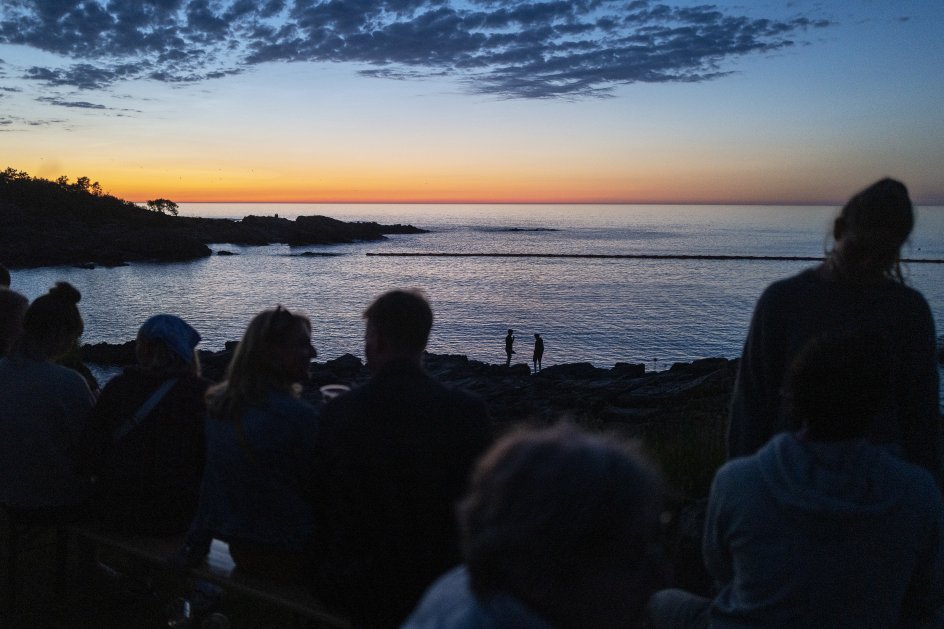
[{"xmin": 206, "ymin": 306, "xmax": 311, "ymax": 421}]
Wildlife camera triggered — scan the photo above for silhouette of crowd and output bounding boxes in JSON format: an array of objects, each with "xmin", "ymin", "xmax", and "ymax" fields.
[{"xmin": 0, "ymin": 178, "xmax": 941, "ymax": 628}]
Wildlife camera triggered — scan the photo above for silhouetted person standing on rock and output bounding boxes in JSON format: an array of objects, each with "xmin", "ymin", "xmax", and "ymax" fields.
[
  {"xmin": 505, "ymin": 329, "xmax": 515, "ymax": 367},
  {"xmin": 533, "ymin": 333, "xmax": 544, "ymax": 373},
  {"xmin": 311, "ymin": 289, "xmax": 492, "ymax": 628}
]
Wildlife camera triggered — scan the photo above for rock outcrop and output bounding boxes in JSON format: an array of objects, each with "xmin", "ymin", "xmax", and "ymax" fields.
[{"xmin": 0, "ymin": 171, "xmax": 427, "ymax": 268}]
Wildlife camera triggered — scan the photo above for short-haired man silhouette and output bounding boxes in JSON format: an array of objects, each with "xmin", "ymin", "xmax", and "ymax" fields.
[{"xmin": 311, "ymin": 289, "xmax": 492, "ymax": 628}]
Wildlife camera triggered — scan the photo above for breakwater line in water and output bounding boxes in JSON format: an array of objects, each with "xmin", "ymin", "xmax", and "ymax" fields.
[{"xmin": 366, "ymin": 252, "xmax": 944, "ymax": 263}]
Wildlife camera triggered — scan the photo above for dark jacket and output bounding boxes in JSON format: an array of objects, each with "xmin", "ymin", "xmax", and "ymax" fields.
[
  {"xmin": 310, "ymin": 360, "xmax": 492, "ymax": 628},
  {"xmin": 85, "ymin": 367, "xmax": 209, "ymax": 535},
  {"xmin": 185, "ymin": 390, "xmax": 319, "ymax": 557},
  {"xmin": 728, "ymin": 266, "xmax": 942, "ymax": 484}
]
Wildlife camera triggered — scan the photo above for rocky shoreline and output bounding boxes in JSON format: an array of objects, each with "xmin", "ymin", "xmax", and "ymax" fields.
[
  {"xmin": 0, "ymin": 170, "xmax": 427, "ymax": 268},
  {"xmin": 81, "ymin": 341, "xmax": 734, "ymax": 425}
]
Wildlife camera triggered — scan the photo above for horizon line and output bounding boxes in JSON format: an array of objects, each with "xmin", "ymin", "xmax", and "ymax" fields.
[{"xmin": 129, "ymin": 198, "xmax": 944, "ymax": 207}]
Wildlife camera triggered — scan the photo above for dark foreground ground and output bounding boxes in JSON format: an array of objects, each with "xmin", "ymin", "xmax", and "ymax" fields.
[{"xmin": 1, "ymin": 526, "xmax": 323, "ymax": 628}]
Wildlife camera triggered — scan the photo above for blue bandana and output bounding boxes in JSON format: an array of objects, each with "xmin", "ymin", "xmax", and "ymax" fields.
[{"xmin": 138, "ymin": 314, "xmax": 201, "ymax": 363}]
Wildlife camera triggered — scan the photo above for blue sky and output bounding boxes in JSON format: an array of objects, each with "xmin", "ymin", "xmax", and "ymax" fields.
[{"xmin": 1, "ymin": 0, "xmax": 942, "ymax": 203}]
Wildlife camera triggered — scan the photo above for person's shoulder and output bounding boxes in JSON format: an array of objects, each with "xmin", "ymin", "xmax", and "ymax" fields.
[
  {"xmin": 45, "ymin": 362, "xmax": 94, "ymax": 402},
  {"xmin": 759, "ymin": 267, "xmax": 820, "ymax": 302},
  {"xmin": 712, "ymin": 445, "xmax": 769, "ymax": 494},
  {"xmin": 883, "ymin": 280, "xmax": 932, "ymax": 310},
  {"xmin": 48, "ymin": 361, "xmax": 92, "ymax": 387},
  {"xmin": 714, "ymin": 454, "xmax": 761, "ymax": 484},
  {"xmin": 707, "ymin": 456, "xmax": 772, "ymax": 518},
  {"xmin": 875, "ymin": 450, "xmax": 941, "ymax": 506},
  {"xmin": 402, "ymin": 566, "xmax": 493, "ymax": 629}
]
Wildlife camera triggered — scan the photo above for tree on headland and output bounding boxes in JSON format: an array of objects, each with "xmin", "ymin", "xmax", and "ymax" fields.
[
  {"xmin": 146, "ymin": 198, "xmax": 179, "ymax": 216},
  {"xmin": 53, "ymin": 174, "xmax": 104, "ymax": 196},
  {"xmin": 1, "ymin": 167, "xmax": 30, "ymax": 182},
  {"xmin": 73, "ymin": 176, "xmax": 104, "ymax": 196}
]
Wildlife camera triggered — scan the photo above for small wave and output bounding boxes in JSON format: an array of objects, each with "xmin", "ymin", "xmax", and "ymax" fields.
[{"xmin": 289, "ymin": 252, "xmax": 346, "ymax": 257}]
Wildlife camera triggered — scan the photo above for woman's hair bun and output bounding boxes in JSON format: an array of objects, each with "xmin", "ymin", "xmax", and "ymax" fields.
[{"xmin": 48, "ymin": 281, "xmax": 81, "ymax": 304}]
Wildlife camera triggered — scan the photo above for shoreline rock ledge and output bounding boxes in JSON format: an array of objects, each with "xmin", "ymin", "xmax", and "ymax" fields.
[{"xmin": 81, "ymin": 341, "xmax": 737, "ymax": 428}]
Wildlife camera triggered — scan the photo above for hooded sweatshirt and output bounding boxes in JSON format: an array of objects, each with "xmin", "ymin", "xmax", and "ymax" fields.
[
  {"xmin": 403, "ymin": 565, "xmax": 555, "ymax": 629},
  {"xmin": 704, "ymin": 433, "xmax": 944, "ymax": 629}
]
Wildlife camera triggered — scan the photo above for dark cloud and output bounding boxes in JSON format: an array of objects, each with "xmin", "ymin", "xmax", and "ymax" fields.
[
  {"xmin": 25, "ymin": 63, "xmax": 141, "ymax": 89},
  {"xmin": 34, "ymin": 95, "xmax": 141, "ymax": 114},
  {"xmin": 37, "ymin": 96, "xmax": 107, "ymax": 109},
  {"xmin": 0, "ymin": 114, "xmax": 69, "ymax": 129},
  {"xmin": 0, "ymin": 0, "xmax": 832, "ymax": 98}
]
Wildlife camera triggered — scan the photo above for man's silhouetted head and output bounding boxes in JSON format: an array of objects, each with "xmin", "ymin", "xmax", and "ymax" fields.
[{"xmin": 363, "ymin": 289, "xmax": 433, "ymax": 370}]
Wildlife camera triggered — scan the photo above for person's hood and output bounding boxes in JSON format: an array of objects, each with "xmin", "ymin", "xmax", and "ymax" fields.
[
  {"xmin": 757, "ymin": 433, "xmax": 901, "ymax": 519},
  {"xmin": 404, "ymin": 566, "xmax": 555, "ymax": 629}
]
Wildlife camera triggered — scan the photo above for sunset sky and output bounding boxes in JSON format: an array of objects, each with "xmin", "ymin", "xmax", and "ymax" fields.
[{"xmin": 1, "ymin": 1, "xmax": 942, "ymax": 204}]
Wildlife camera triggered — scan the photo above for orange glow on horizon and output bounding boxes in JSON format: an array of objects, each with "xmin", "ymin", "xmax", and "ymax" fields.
[
  {"xmin": 16, "ymin": 156, "xmax": 944, "ymax": 206},
  {"xmin": 109, "ymin": 172, "xmax": 859, "ymax": 206}
]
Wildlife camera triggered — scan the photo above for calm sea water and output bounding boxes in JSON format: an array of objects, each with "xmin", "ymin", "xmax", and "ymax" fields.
[{"xmin": 11, "ymin": 203, "xmax": 944, "ymax": 402}]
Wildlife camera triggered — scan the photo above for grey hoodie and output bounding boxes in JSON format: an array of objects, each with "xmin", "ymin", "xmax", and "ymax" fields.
[{"xmin": 704, "ymin": 433, "xmax": 944, "ymax": 628}]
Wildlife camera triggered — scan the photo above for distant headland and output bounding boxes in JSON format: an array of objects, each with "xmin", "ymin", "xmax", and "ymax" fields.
[{"xmin": 0, "ymin": 168, "xmax": 426, "ymax": 269}]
